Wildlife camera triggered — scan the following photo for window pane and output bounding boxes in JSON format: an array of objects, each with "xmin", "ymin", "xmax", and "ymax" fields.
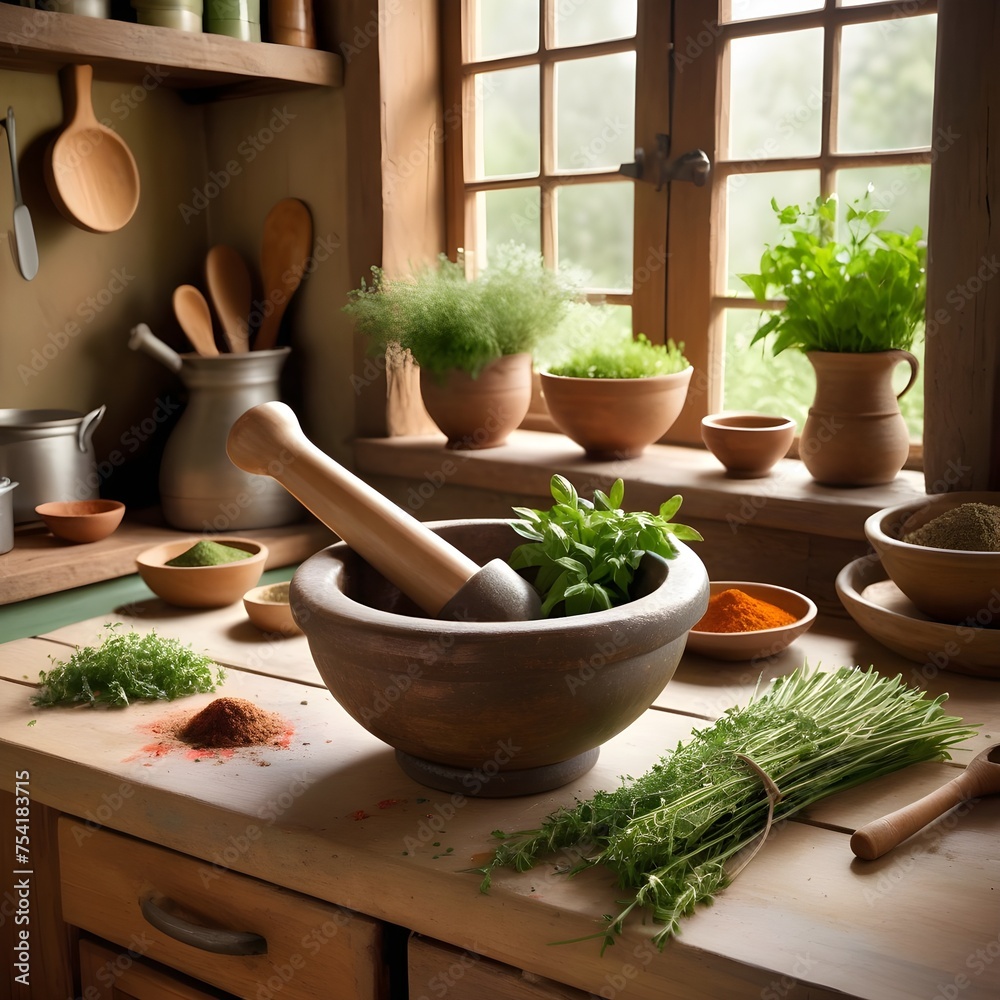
[
  {"xmin": 839, "ymin": 0, "xmax": 899, "ymax": 6},
  {"xmin": 837, "ymin": 15, "xmax": 937, "ymax": 153},
  {"xmin": 727, "ymin": 29, "xmax": 824, "ymax": 160},
  {"xmin": 476, "ymin": 188, "xmax": 541, "ymax": 267},
  {"xmin": 556, "ymin": 182, "xmax": 634, "ymax": 291},
  {"xmin": 476, "ymin": 67, "xmax": 540, "ymax": 179},
  {"xmin": 553, "ymin": 0, "xmax": 636, "ymax": 48},
  {"xmin": 722, "ymin": 309, "xmax": 814, "ymax": 427},
  {"xmin": 726, "ymin": 169, "xmax": 820, "ymax": 295},
  {"xmin": 724, "ymin": 0, "xmax": 822, "ymax": 22},
  {"xmin": 537, "ymin": 303, "xmax": 632, "ymax": 369},
  {"xmin": 836, "ymin": 164, "xmax": 931, "ymax": 240},
  {"xmin": 556, "ymin": 52, "xmax": 636, "ymax": 172},
  {"xmin": 473, "ymin": 0, "xmax": 539, "ymax": 60}
]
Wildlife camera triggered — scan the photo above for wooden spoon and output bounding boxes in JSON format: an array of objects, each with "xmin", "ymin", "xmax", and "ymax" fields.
[
  {"xmin": 206, "ymin": 245, "xmax": 252, "ymax": 353},
  {"xmin": 45, "ymin": 64, "xmax": 140, "ymax": 234},
  {"xmin": 253, "ymin": 198, "xmax": 312, "ymax": 351},
  {"xmin": 851, "ymin": 742, "xmax": 1000, "ymax": 860},
  {"xmin": 227, "ymin": 401, "xmax": 542, "ymax": 622},
  {"xmin": 172, "ymin": 285, "xmax": 219, "ymax": 357}
]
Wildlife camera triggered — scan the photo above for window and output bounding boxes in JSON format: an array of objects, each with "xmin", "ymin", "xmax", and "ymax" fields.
[{"xmin": 444, "ymin": 0, "xmax": 938, "ymax": 449}]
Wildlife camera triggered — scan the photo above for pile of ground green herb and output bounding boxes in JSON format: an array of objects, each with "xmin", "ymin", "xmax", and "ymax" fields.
[
  {"xmin": 165, "ymin": 540, "xmax": 254, "ymax": 567},
  {"xmin": 903, "ymin": 502, "xmax": 1000, "ymax": 551},
  {"xmin": 32, "ymin": 625, "xmax": 225, "ymax": 708}
]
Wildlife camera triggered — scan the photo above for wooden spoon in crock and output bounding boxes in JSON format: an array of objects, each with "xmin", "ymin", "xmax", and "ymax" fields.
[{"xmin": 172, "ymin": 285, "xmax": 219, "ymax": 357}]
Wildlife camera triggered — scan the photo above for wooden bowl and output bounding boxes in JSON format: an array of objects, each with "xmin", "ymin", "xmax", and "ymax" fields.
[
  {"xmin": 35, "ymin": 499, "xmax": 125, "ymax": 543},
  {"xmin": 136, "ymin": 537, "xmax": 267, "ymax": 608},
  {"xmin": 290, "ymin": 519, "xmax": 709, "ymax": 795},
  {"xmin": 864, "ymin": 492, "xmax": 1000, "ymax": 624},
  {"xmin": 685, "ymin": 581, "xmax": 817, "ymax": 661},
  {"xmin": 701, "ymin": 412, "xmax": 796, "ymax": 478},
  {"xmin": 243, "ymin": 581, "xmax": 301, "ymax": 636}
]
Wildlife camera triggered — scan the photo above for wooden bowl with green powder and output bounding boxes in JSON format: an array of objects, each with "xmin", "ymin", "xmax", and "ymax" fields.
[
  {"xmin": 865, "ymin": 491, "xmax": 1000, "ymax": 625},
  {"xmin": 136, "ymin": 537, "xmax": 267, "ymax": 608}
]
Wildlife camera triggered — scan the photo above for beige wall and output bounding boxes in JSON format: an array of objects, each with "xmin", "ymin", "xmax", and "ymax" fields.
[{"xmin": 0, "ymin": 58, "xmax": 353, "ymax": 508}]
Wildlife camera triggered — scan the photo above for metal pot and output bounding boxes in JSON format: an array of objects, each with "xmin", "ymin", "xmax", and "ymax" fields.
[
  {"xmin": 0, "ymin": 478, "xmax": 17, "ymax": 554},
  {"xmin": 0, "ymin": 406, "xmax": 106, "ymax": 523}
]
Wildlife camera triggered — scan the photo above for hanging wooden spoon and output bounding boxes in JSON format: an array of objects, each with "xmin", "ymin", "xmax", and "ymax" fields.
[
  {"xmin": 253, "ymin": 197, "xmax": 312, "ymax": 351},
  {"xmin": 851, "ymin": 742, "xmax": 1000, "ymax": 860},
  {"xmin": 172, "ymin": 285, "xmax": 219, "ymax": 357},
  {"xmin": 206, "ymin": 245, "xmax": 252, "ymax": 353},
  {"xmin": 45, "ymin": 64, "xmax": 140, "ymax": 234}
]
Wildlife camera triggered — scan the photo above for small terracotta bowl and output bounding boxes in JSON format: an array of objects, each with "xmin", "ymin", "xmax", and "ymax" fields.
[
  {"xmin": 136, "ymin": 537, "xmax": 267, "ymax": 608},
  {"xmin": 685, "ymin": 581, "xmax": 817, "ymax": 661},
  {"xmin": 701, "ymin": 412, "xmax": 796, "ymax": 478},
  {"xmin": 864, "ymin": 491, "xmax": 1000, "ymax": 624},
  {"xmin": 243, "ymin": 581, "xmax": 301, "ymax": 636},
  {"xmin": 35, "ymin": 500, "xmax": 125, "ymax": 543}
]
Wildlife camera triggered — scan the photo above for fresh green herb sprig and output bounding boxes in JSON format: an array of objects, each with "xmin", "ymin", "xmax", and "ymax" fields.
[
  {"xmin": 546, "ymin": 334, "xmax": 689, "ymax": 379},
  {"xmin": 508, "ymin": 475, "xmax": 703, "ymax": 617},
  {"xmin": 738, "ymin": 189, "xmax": 926, "ymax": 355},
  {"xmin": 478, "ymin": 666, "xmax": 977, "ymax": 951},
  {"xmin": 33, "ymin": 624, "xmax": 225, "ymax": 708}
]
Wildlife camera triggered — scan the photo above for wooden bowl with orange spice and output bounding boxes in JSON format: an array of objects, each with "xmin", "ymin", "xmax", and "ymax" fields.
[{"xmin": 685, "ymin": 581, "xmax": 817, "ymax": 661}]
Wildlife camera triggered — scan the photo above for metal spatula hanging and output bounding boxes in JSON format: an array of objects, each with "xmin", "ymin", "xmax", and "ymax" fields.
[{"xmin": 2, "ymin": 107, "xmax": 38, "ymax": 281}]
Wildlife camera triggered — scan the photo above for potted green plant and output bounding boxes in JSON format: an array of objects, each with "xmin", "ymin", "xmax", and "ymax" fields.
[
  {"xmin": 345, "ymin": 243, "xmax": 574, "ymax": 449},
  {"xmin": 537, "ymin": 306, "xmax": 693, "ymax": 460},
  {"xmin": 738, "ymin": 189, "xmax": 926, "ymax": 486}
]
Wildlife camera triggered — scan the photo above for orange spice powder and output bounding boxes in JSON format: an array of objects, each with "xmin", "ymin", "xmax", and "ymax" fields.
[{"xmin": 694, "ymin": 588, "xmax": 797, "ymax": 633}]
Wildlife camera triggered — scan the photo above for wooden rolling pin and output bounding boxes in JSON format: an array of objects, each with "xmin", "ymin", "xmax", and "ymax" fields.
[
  {"xmin": 226, "ymin": 402, "xmax": 542, "ymax": 622},
  {"xmin": 851, "ymin": 742, "xmax": 1000, "ymax": 860}
]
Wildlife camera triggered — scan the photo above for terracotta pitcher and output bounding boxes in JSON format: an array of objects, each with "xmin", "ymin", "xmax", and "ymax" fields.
[{"xmin": 800, "ymin": 350, "xmax": 918, "ymax": 487}]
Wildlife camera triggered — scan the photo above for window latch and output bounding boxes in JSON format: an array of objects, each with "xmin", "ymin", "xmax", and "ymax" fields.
[{"xmin": 619, "ymin": 135, "xmax": 712, "ymax": 190}]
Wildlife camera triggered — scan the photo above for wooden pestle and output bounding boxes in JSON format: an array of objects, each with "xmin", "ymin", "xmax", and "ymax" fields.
[
  {"xmin": 226, "ymin": 402, "xmax": 542, "ymax": 622},
  {"xmin": 851, "ymin": 743, "xmax": 1000, "ymax": 860}
]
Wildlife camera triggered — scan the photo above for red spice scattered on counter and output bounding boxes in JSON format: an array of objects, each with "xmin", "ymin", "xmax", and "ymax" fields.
[
  {"xmin": 377, "ymin": 798, "xmax": 400, "ymax": 809},
  {"xmin": 178, "ymin": 697, "xmax": 287, "ymax": 749},
  {"xmin": 352, "ymin": 810, "xmax": 369, "ymax": 821}
]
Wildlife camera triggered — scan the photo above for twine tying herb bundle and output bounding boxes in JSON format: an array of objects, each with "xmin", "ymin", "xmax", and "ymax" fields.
[{"xmin": 478, "ymin": 666, "xmax": 976, "ymax": 951}]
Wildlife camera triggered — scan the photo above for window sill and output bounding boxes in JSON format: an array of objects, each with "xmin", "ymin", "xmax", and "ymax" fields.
[{"xmin": 354, "ymin": 430, "xmax": 926, "ymax": 542}]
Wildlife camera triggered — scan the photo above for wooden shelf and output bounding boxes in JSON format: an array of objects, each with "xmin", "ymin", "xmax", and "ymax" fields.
[
  {"xmin": 0, "ymin": 6, "xmax": 343, "ymax": 96},
  {"xmin": 0, "ymin": 508, "xmax": 336, "ymax": 605}
]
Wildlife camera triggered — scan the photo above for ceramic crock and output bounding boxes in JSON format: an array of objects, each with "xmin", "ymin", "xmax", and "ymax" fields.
[
  {"xmin": 801, "ymin": 350, "xmax": 918, "ymax": 487},
  {"xmin": 159, "ymin": 349, "xmax": 301, "ymax": 531},
  {"xmin": 0, "ymin": 406, "xmax": 105, "ymax": 523}
]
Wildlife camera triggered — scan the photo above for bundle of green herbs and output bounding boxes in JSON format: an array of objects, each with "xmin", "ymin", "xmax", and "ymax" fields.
[
  {"xmin": 478, "ymin": 666, "xmax": 976, "ymax": 950},
  {"xmin": 344, "ymin": 242, "xmax": 575, "ymax": 379},
  {"xmin": 33, "ymin": 624, "xmax": 225, "ymax": 708},
  {"xmin": 508, "ymin": 475, "xmax": 702, "ymax": 617},
  {"xmin": 738, "ymin": 189, "xmax": 926, "ymax": 355}
]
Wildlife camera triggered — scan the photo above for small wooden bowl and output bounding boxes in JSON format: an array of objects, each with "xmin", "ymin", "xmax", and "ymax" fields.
[
  {"xmin": 685, "ymin": 581, "xmax": 817, "ymax": 661},
  {"xmin": 701, "ymin": 412, "xmax": 796, "ymax": 478},
  {"xmin": 136, "ymin": 537, "xmax": 267, "ymax": 608},
  {"xmin": 243, "ymin": 581, "xmax": 301, "ymax": 636},
  {"xmin": 35, "ymin": 499, "xmax": 125, "ymax": 543}
]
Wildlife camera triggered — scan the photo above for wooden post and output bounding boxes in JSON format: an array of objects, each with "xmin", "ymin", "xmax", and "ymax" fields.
[{"xmin": 924, "ymin": 0, "xmax": 1000, "ymax": 491}]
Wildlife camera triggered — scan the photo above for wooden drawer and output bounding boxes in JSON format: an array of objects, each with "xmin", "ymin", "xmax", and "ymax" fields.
[
  {"xmin": 59, "ymin": 819, "xmax": 386, "ymax": 1000},
  {"xmin": 408, "ymin": 936, "xmax": 598, "ymax": 1000}
]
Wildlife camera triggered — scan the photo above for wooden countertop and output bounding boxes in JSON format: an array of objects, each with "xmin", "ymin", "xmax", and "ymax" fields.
[{"xmin": 1, "ymin": 601, "xmax": 997, "ymax": 1000}]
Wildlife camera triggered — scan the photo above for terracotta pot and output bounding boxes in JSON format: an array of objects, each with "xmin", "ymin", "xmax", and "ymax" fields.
[
  {"xmin": 801, "ymin": 350, "xmax": 918, "ymax": 487},
  {"xmin": 419, "ymin": 353, "xmax": 533, "ymax": 450},
  {"xmin": 290, "ymin": 519, "xmax": 709, "ymax": 795},
  {"xmin": 540, "ymin": 366, "xmax": 693, "ymax": 460}
]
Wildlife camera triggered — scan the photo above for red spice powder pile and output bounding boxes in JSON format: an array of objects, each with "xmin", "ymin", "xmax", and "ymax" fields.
[{"xmin": 177, "ymin": 697, "xmax": 286, "ymax": 749}]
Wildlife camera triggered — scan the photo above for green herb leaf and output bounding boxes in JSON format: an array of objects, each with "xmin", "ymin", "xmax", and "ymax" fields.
[
  {"xmin": 507, "ymin": 479, "xmax": 702, "ymax": 617},
  {"xmin": 32, "ymin": 624, "xmax": 225, "ymax": 709}
]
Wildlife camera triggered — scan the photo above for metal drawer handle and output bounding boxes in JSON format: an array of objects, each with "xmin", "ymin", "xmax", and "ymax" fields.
[{"xmin": 140, "ymin": 894, "xmax": 268, "ymax": 956}]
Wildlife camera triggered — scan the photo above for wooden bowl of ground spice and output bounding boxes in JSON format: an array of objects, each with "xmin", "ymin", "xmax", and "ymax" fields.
[
  {"xmin": 685, "ymin": 581, "xmax": 817, "ymax": 661},
  {"xmin": 136, "ymin": 537, "xmax": 267, "ymax": 608},
  {"xmin": 865, "ymin": 492, "xmax": 1000, "ymax": 625}
]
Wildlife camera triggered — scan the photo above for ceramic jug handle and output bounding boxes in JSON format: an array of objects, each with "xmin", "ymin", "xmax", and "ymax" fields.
[{"xmin": 895, "ymin": 350, "xmax": 919, "ymax": 401}]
